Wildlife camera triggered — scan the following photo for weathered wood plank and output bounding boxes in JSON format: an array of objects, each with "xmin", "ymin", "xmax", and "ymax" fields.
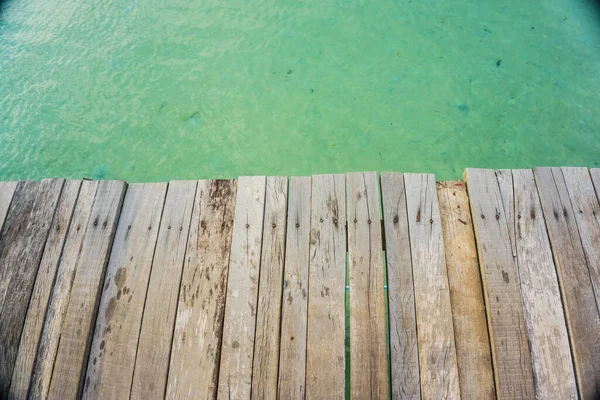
[
  {"xmin": 0, "ymin": 181, "xmax": 18, "ymax": 232},
  {"xmin": 495, "ymin": 169, "xmax": 517, "ymax": 259},
  {"xmin": 48, "ymin": 180, "xmax": 126, "ymax": 400},
  {"xmin": 278, "ymin": 177, "xmax": 311, "ymax": 399},
  {"xmin": 0, "ymin": 178, "xmax": 64, "ymax": 397},
  {"xmin": 9, "ymin": 180, "xmax": 81, "ymax": 399},
  {"xmin": 131, "ymin": 180, "xmax": 197, "ymax": 399},
  {"xmin": 251, "ymin": 176, "xmax": 287, "ymax": 400},
  {"xmin": 83, "ymin": 183, "xmax": 167, "ymax": 398},
  {"xmin": 512, "ymin": 169, "xmax": 577, "ymax": 399},
  {"xmin": 305, "ymin": 174, "xmax": 346, "ymax": 399},
  {"xmin": 347, "ymin": 171, "xmax": 388, "ymax": 399},
  {"xmin": 464, "ymin": 168, "xmax": 535, "ymax": 399},
  {"xmin": 166, "ymin": 180, "xmax": 237, "ymax": 399},
  {"xmin": 437, "ymin": 180, "xmax": 495, "ymax": 399},
  {"xmin": 380, "ymin": 172, "xmax": 420, "ymax": 399},
  {"xmin": 404, "ymin": 173, "xmax": 460, "ymax": 400},
  {"xmin": 591, "ymin": 169, "xmax": 600, "ymax": 201},
  {"xmin": 533, "ymin": 167, "xmax": 600, "ymax": 398},
  {"xmin": 217, "ymin": 176, "xmax": 266, "ymax": 399},
  {"xmin": 29, "ymin": 181, "xmax": 99, "ymax": 399}
]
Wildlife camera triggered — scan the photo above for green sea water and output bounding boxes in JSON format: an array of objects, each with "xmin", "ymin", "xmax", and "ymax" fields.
[{"xmin": 1, "ymin": 0, "xmax": 599, "ymax": 182}]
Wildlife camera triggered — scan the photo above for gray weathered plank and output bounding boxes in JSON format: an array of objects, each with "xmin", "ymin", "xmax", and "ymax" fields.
[
  {"xmin": 278, "ymin": 177, "xmax": 311, "ymax": 399},
  {"xmin": 251, "ymin": 176, "xmax": 288, "ymax": 400},
  {"xmin": 305, "ymin": 174, "xmax": 346, "ymax": 399},
  {"xmin": 0, "ymin": 181, "xmax": 18, "ymax": 232},
  {"xmin": 591, "ymin": 169, "xmax": 600, "ymax": 201},
  {"xmin": 512, "ymin": 169, "xmax": 577, "ymax": 399},
  {"xmin": 217, "ymin": 176, "xmax": 266, "ymax": 399},
  {"xmin": 131, "ymin": 180, "xmax": 197, "ymax": 399},
  {"xmin": 48, "ymin": 180, "xmax": 126, "ymax": 400},
  {"xmin": 437, "ymin": 180, "xmax": 495, "ymax": 400},
  {"xmin": 347, "ymin": 172, "xmax": 388, "ymax": 399},
  {"xmin": 29, "ymin": 181, "xmax": 99, "ymax": 399},
  {"xmin": 380, "ymin": 172, "xmax": 420, "ymax": 399},
  {"xmin": 495, "ymin": 169, "xmax": 517, "ymax": 259},
  {"xmin": 533, "ymin": 167, "xmax": 600, "ymax": 399},
  {"xmin": 0, "ymin": 178, "xmax": 64, "ymax": 397},
  {"xmin": 404, "ymin": 173, "xmax": 460, "ymax": 400},
  {"xmin": 464, "ymin": 168, "xmax": 535, "ymax": 399},
  {"xmin": 83, "ymin": 183, "xmax": 167, "ymax": 399},
  {"xmin": 9, "ymin": 180, "xmax": 81, "ymax": 399},
  {"xmin": 166, "ymin": 180, "xmax": 237, "ymax": 399}
]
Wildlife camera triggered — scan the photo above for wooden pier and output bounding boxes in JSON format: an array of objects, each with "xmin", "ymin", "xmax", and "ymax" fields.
[{"xmin": 0, "ymin": 168, "xmax": 599, "ymax": 399}]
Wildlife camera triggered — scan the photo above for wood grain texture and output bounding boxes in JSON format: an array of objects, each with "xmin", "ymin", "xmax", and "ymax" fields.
[
  {"xmin": 278, "ymin": 177, "xmax": 311, "ymax": 399},
  {"xmin": 305, "ymin": 174, "xmax": 346, "ymax": 400},
  {"xmin": 495, "ymin": 170, "xmax": 517, "ymax": 259},
  {"xmin": 591, "ymin": 169, "xmax": 600, "ymax": 201},
  {"xmin": 405, "ymin": 173, "xmax": 460, "ymax": 400},
  {"xmin": 217, "ymin": 176, "xmax": 266, "ymax": 399},
  {"xmin": 166, "ymin": 180, "xmax": 237, "ymax": 399},
  {"xmin": 380, "ymin": 172, "xmax": 420, "ymax": 399},
  {"xmin": 48, "ymin": 180, "xmax": 126, "ymax": 400},
  {"xmin": 0, "ymin": 178, "xmax": 64, "ymax": 397},
  {"xmin": 0, "ymin": 181, "xmax": 17, "ymax": 232},
  {"xmin": 131, "ymin": 180, "xmax": 197, "ymax": 399},
  {"xmin": 464, "ymin": 168, "xmax": 535, "ymax": 399},
  {"xmin": 29, "ymin": 180, "xmax": 99, "ymax": 399},
  {"xmin": 533, "ymin": 167, "xmax": 600, "ymax": 399},
  {"xmin": 512, "ymin": 169, "xmax": 577, "ymax": 399},
  {"xmin": 347, "ymin": 171, "xmax": 388, "ymax": 399},
  {"xmin": 83, "ymin": 183, "xmax": 167, "ymax": 399},
  {"xmin": 437, "ymin": 180, "xmax": 495, "ymax": 400},
  {"xmin": 9, "ymin": 180, "xmax": 81, "ymax": 399},
  {"xmin": 251, "ymin": 176, "xmax": 287, "ymax": 400}
]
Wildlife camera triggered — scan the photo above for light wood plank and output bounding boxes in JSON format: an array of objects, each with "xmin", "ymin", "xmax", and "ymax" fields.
[
  {"xmin": 48, "ymin": 180, "xmax": 126, "ymax": 400},
  {"xmin": 464, "ymin": 168, "xmax": 535, "ymax": 399},
  {"xmin": 29, "ymin": 180, "xmax": 99, "ymax": 399},
  {"xmin": 512, "ymin": 169, "xmax": 577, "ymax": 399},
  {"xmin": 437, "ymin": 180, "xmax": 495, "ymax": 399},
  {"xmin": 0, "ymin": 178, "xmax": 64, "ymax": 397},
  {"xmin": 217, "ymin": 176, "xmax": 266, "ymax": 399},
  {"xmin": 347, "ymin": 171, "xmax": 388, "ymax": 398},
  {"xmin": 533, "ymin": 167, "xmax": 600, "ymax": 399},
  {"xmin": 591, "ymin": 169, "xmax": 600, "ymax": 201},
  {"xmin": 305, "ymin": 174, "xmax": 346, "ymax": 399},
  {"xmin": 9, "ymin": 180, "xmax": 81, "ymax": 399},
  {"xmin": 404, "ymin": 173, "xmax": 460, "ymax": 400},
  {"xmin": 131, "ymin": 180, "xmax": 197, "ymax": 399},
  {"xmin": 83, "ymin": 183, "xmax": 167, "ymax": 398},
  {"xmin": 278, "ymin": 177, "xmax": 311, "ymax": 399},
  {"xmin": 251, "ymin": 176, "xmax": 288, "ymax": 400},
  {"xmin": 380, "ymin": 172, "xmax": 420, "ymax": 399},
  {"xmin": 0, "ymin": 181, "xmax": 18, "ymax": 231},
  {"xmin": 166, "ymin": 180, "xmax": 237, "ymax": 399},
  {"xmin": 495, "ymin": 170, "xmax": 517, "ymax": 259}
]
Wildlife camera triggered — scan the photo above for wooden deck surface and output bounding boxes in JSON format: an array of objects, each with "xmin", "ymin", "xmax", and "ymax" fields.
[{"xmin": 0, "ymin": 168, "xmax": 599, "ymax": 399}]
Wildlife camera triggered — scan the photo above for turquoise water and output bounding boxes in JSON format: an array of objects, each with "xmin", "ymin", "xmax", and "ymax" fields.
[{"xmin": 1, "ymin": 0, "xmax": 599, "ymax": 182}]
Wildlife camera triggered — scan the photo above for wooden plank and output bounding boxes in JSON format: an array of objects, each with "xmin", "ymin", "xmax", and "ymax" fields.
[
  {"xmin": 216, "ymin": 176, "xmax": 266, "ymax": 399},
  {"xmin": 0, "ymin": 178, "xmax": 64, "ymax": 397},
  {"xmin": 251, "ymin": 176, "xmax": 287, "ymax": 400},
  {"xmin": 464, "ymin": 168, "xmax": 535, "ymax": 399},
  {"xmin": 9, "ymin": 180, "xmax": 81, "ymax": 399},
  {"xmin": 278, "ymin": 177, "xmax": 311, "ymax": 399},
  {"xmin": 380, "ymin": 172, "xmax": 420, "ymax": 399},
  {"xmin": 0, "ymin": 181, "xmax": 18, "ymax": 231},
  {"xmin": 437, "ymin": 180, "xmax": 495, "ymax": 399},
  {"xmin": 561, "ymin": 167, "xmax": 600, "ymax": 312},
  {"xmin": 29, "ymin": 180, "xmax": 99, "ymax": 399},
  {"xmin": 404, "ymin": 173, "xmax": 460, "ymax": 399},
  {"xmin": 347, "ymin": 171, "xmax": 388, "ymax": 398},
  {"xmin": 512, "ymin": 169, "xmax": 577, "ymax": 398},
  {"xmin": 166, "ymin": 180, "xmax": 237, "ymax": 399},
  {"xmin": 591, "ymin": 169, "xmax": 600, "ymax": 201},
  {"xmin": 305, "ymin": 174, "xmax": 346, "ymax": 399},
  {"xmin": 131, "ymin": 180, "xmax": 197, "ymax": 399},
  {"xmin": 48, "ymin": 180, "xmax": 126, "ymax": 400},
  {"xmin": 495, "ymin": 169, "xmax": 517, "ymax": 259},
  {"xmin": 533, "ymin": 167, "xmax": 600, "ymax": 399},
  {"xmin": 83, "ymin": 183, "xmax": 167, "ymax": 398}
]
